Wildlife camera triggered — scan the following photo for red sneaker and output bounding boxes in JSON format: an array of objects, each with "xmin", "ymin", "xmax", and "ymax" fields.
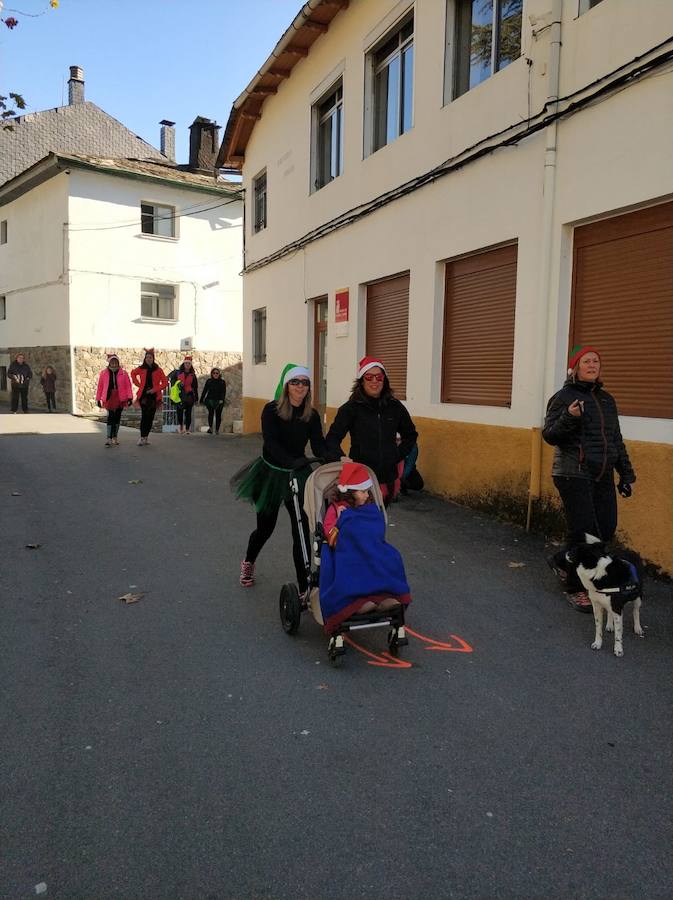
[
  {"xmin": 239, "ymin": 560, "xmax": 255, "ymax": 587},
  {"xmin": 565, "ymin": 591, "xmax": 592, "ymax": 613}
]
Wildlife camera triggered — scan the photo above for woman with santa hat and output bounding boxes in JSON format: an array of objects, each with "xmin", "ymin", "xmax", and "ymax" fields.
[
  {"xmin": 325, "ymin": 356, "xmax": 418, "ymax": 503},
  {"xmin": 131, "ymin": 349, "xmax": 169, "ymax": 446},
  {"xmin": 95, "ymin": 353, "xmax": 133, "ymax": 446},
  {"xmin": 543, "ymin": 344, "xmax": 635, "ymax": 611},
  {"xmin": 231, "ymin": 363, "xmax": 327, "ymax": 596}
]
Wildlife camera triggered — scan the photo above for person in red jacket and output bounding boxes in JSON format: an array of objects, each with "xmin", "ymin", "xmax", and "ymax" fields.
[
  {"xmin": 131, "ymin": 349, "xmax": 168, "ymax": 446},
  {"xmin": 175, "ymin": 356, "xmax": 199, "ymax": 434},
  {"xmin": 96, "ymin": 354, "xmax": 133, "ymax": 447}
]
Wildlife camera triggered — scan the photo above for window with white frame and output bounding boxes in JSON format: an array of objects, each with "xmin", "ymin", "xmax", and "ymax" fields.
[
  {"xmin": 0, "ymin": 220, "xmax": 7, "ymax": 244},
  {"xmin": 369, "ymin": 13, "xmax": 414, "ymax": 154},
  {"xmin": 253, "ymin": 171, "xmax": 267, "ymax": 233},
  {"xmin": 0, "ymin": 295, "xmax": 5, "ymax": 320},
  {"xmin": 313, "ymin": 81, "xmax": 344, "ymax": 191},
  {"xmin": 140, "ymin": 282, "xmax": 177, "ymax": 320},
  {"xmin": 252, "ymin": 307, "xmax": 267, "ymax": 364},
  {"xmin": 578, "ymin": 0, "xmax": 604, "ymax": 13},
  {"xmin": 452, "ymin": 0, "xmax": 522, "ymax": 99},
  {"xmin": 141, "ymin": 202, "xmax": 176, "ymax": 238}
]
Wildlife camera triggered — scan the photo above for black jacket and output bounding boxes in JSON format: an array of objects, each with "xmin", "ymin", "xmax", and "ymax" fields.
[
  {"xmin": 543, "ymin": 378, "xmax": 635, "ymax": 483},
  {"xmin": 8, "ymin": 361, "xmax": 32, "ymax": 386},
  {"xmin": 325, "ymin": 394, "xmax": 418, "ymax": 485},
  {"xmin": 200, "ymin": 377, "xmax": 226, "ymax": 406},
  {"xmin": 262, "ymin": 401, "xmax": 326, "ymax": 469}
]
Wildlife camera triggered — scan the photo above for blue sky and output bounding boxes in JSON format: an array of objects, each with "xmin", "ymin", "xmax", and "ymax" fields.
[{"xmin": 1, "ymin": 0, "xmax": 303, "ymax": 163}]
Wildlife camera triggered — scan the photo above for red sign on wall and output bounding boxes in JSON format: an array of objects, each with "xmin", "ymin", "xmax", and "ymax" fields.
[{"xmin": 335, "ymin": 289, "xmax": 349, "ymax": 323}]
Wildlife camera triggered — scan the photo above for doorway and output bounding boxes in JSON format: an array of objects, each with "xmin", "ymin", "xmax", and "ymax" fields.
[{"xmin": 313, "ymin": 296, "xmax": 328, "ymax": 422}]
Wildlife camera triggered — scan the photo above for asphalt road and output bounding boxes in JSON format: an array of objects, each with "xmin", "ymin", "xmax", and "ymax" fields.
[{"xmin": 1, "ymin": 418, "xmax": 672, "ymax": 899}]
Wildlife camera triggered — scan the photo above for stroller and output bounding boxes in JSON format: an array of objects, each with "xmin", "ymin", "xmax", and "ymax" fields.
[{"xmin": 279, "ymin": 460, "xmax": 408, "ymax": 665}]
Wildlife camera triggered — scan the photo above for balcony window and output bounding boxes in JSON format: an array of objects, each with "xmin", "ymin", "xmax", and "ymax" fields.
[
  {"xmin": 453, "ymin": 0, "xmax": 522, "ymax": 99},
  {"xmin": 314, "ymin": 81, "xmax": 344, "ymax": 191},
  {"xmin": 369, "ymin": 14, "xmax": 414, "ymax": 154}
]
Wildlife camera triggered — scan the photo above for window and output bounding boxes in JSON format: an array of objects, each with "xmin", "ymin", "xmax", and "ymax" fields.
[
  {"xmin": 140, "ymin": 282, "xmax": 177, "ymax": 320},
  {"xmin": 579, "ymin": 0, "xmax": 604, "ymax": 13},
  {"xmin": 442, "ymin": 244, "xmax": 517, "ymax": 406},
  {"xmin": 313, "ymin": 81, "xmax": 344, "ymax": 191},
  {"xmin": 0, "ymin": 296, "xmax": 5, "ymax": 320},
  {"xmin": 0, "ymin": 366, "xmax": 6, "ymax": 392},
  {"xmin": 141, "ymin": 202, "xmax": 176, "ymax": 238},
  {"xmin": 0, "ymin": 220, "xmax": 7, "ymax": 244},
  {"xmin": 253, "ymin": 307, "xmax": 267, "ymax": 364},
  {"xmin": 452, "ymin": 0, "xmax": 522, "ymax": 99},
  {"xmin": 253, "ymin": 171, "xmax": 267, "ymax": 233},
  {"xmin": 369, "ymin": 13, "xmax": 414, "ymax": 154}
]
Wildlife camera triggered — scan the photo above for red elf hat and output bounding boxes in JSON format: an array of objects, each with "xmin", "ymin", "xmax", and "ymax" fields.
[
  {"xmin": 338, "ymin": 462, "xmax": 373, "ymax": 493},
  {"xmin": 357, "ymin": 356, "xmax": 386, "ymax": 379},
  {"xmin": 567, "ymin": 344, "xmax": 601, "ymax": 374}
]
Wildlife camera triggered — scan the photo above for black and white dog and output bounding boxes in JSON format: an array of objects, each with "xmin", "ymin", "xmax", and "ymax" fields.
[{"xmin": 566, "ymin": 535, "xmax": 644, "ymax": 658}]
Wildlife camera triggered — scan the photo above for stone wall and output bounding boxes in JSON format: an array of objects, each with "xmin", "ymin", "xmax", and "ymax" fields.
[
  {"xmin": 73, "ymin": 346, "xmax": 242, "ymax": 431},
  {"xmin": 1, "ymin": 346, "xmax": 72, "ymax": 411}
]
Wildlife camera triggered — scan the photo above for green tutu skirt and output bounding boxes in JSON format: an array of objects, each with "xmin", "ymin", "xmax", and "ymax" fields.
[{"xmin": 230, "ymin": 456, "xmax": 310, "ymax": 516}]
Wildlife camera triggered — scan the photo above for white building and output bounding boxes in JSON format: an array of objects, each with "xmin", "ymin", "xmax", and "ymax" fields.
[{"xmin": 217, "ymin": 0, "xmax": 673, "ymax": 571}]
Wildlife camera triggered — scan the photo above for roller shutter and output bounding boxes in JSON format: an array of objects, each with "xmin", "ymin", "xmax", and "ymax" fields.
[
  {"xmin": 442, "ymin": 243, "xmax": 517, "ymax": 407},
  {"xmin": 571, "ymin": 202, "xmax": 673, "ymax": 419},
  {"xmin": 366, "ymin": 273, "xmax": 410, "ymax": 399}
]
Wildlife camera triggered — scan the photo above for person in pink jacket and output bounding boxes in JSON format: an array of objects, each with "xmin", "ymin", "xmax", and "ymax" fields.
[{"xmin": 96, "ymin": 354, "xmax": 133, "ymax": 447}]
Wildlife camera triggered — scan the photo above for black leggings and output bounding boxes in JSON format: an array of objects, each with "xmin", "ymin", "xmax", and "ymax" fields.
[
  {"xmin": 45, "ymin": 392, "xmax": 56, "ymax": 410},
  {"xmin": 11, "ymin": 386, "xmax": 28, "ymax": 412},
  {"xmin": 245, "ymin": 501, "xmax": 310, "ymax": 592},
  {"xmin": 207, "ymin": 403, "xmax": 224, "ymax": 432},
  {"xmin": 106, "ymin": 407, "xmax": 123, "ymax": 438},
  {"xmin": 140, "ymin": 401, "xmax": 157, "ymax": 437},
  {"xmin": 552, "ymin": 474, "xmax": 617, "ymax": 591},
  {"xmin": 177, "ymin": 403, "xmax": 193, "ymax": 430}
]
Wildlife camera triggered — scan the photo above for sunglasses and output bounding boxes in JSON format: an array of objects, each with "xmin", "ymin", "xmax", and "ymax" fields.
[
  {"xmin": 363, "ymin": 373, "xmax": 385, "ymax": 382},
  {"xmin": 288, "ymin": 379, "xmax": 310, "ymax": 387}
]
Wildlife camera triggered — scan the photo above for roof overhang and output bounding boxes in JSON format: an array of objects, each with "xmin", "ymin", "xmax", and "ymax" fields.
[{"xmin": 216, "ymin": 0, "xmax": 349, "ymax": 171}]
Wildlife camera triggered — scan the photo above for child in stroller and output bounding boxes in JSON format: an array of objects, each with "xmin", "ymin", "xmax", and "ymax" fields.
[{"xmin": 280, "ymin": 460, "xmax": 411, "ymax": 664}]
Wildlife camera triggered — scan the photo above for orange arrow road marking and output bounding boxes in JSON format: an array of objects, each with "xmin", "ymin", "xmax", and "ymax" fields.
[
  {"xmin": 343, "ymin": 635, "xmax": 413, "ymax": 668},
  {"xmin": 405, "ymin": 626, "xmax": 473, "ymax": 653}
]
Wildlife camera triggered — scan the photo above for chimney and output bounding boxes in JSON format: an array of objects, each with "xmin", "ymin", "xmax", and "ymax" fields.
[
  {"xmin": 160, "ymin": 120, "xmax": 176, "ymax": 163},
  {"xmin": 188, "ymin": 117, "xmax": 221, "ymax": 173},
  {"xmin": 68, "ymin": 65, "xmax": 85, "ymax": 105}
]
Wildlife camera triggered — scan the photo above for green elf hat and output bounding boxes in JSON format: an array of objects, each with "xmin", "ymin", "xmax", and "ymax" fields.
[
  {"xmin": 568, "ymin": 344, "xmax": 601, "ymax": 375},
  {"xmin": 274, "ymin": 364, "xmax": 311, "ymax": 401}
]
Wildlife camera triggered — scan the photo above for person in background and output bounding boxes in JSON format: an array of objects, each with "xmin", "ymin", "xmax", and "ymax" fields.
[
  {"xmin": 96, "ymin": 353, "xmax": 133, "ymax": 447},
  {"xmin": 8, "ymin": 352, "xmax": 32, "ymax": 414},
  {"xmin": 543, "ymin": 345, "xmax": 636, "ymax": 612},
  {"xmin": 176, "ymin": 356, "xmax": 199, "ymax": 434},
  {"xmin": 200, "ymin": 367, "xmax": 227, "ymax": 434},
  {"xmin": 131, "ymin": 349, "xmax": 168, "ymax": 446},
  {"xmin": 40, "ymin": 366, "xmax": 57, "ymax": 412}
]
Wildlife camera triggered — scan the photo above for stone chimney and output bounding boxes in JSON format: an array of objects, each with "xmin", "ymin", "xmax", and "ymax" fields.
[
  {"xmin": 160, "ymin": 120, "xmax": 176, "ymax": 163},
  {"xmin": 188, "ymin": 117, "xmax": 221, "ymax": 173},
  {"xmin": 68, "ymin": 66, "xmax": 85, "ymax": 105}
]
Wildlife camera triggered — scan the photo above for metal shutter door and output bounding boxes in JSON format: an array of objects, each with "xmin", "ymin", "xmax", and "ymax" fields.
[
  {"xmin": 442, "ymin": 244, "xmax": 517, "ymax": 407},
  {"xmin": 571, "ymin": 202, "xmax": 673, "ymax": 419},
  {"xmin": 366, "ymin": 273, "xmax": 410, "ymax": 399}
]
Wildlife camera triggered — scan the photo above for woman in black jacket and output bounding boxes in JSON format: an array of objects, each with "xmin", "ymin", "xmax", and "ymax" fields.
[
  {"xmin": 543, "ymin": 345, "xmax": 635, "ymax": 611},
  {"xmin": 200, "ymin": 367, "xmax": 226, "ymax": 434},
  {"xmin": 325, "ymin": 356, "xmax": 418, "ymax": 503},
  {"xmin": 232, "ymin": 364, "xmax": 327, "ymax": 596}
]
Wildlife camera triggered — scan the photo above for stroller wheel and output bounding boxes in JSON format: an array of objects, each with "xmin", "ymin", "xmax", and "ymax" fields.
[{"xmin": 279, "ymin": 583, "xmax": 302, "ymax": 635}]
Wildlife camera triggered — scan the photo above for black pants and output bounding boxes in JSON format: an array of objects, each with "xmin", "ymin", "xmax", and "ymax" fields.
[
  {"xmin": 552, "ymin": 475, "xmax": 617, "ymax": 591},
  {"xmin": 177, "ymin": 402, "xmax": 193, "ymax": 430},
  {"xmin": 11, "ymin": 386, "xmax": 28, "ymax": 412},
  {"xmin": 207, "ymin": 403, "xmax": 224, "ymax": 432},
  {"xmin": 106, "ymin": 407, "xmax": 123, "ymax": 439},
  {"xmin": 45, "ymin": 392, "xmax": 56, "ymax": 410},
  {"xmin": 140, "ymin": 401, "xmax": 157, "ymax": 437},
  {"xmin": 245, "ymin": 501, "xmax": 310, "ymax": 592}
]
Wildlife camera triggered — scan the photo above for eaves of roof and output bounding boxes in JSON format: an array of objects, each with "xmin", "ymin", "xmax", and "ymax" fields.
[{"xmin": 216, "ymin": 0, "xmax": 349, "ymax": 170}]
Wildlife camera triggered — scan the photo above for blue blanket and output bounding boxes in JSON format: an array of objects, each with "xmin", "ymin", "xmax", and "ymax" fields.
[{"xmin": 319, "ymin": 504, "xmax": 411, "ymax": 632}]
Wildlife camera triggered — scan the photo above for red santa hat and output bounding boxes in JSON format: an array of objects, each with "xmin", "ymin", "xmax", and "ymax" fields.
[
  {"xmin": 357, "ymin": 356, "xmax": 386, "ymax": 379},
  {"xmin": 183, "ymin": 355, "xmax": 193, "ymax": 363},
  {"xmin": 338, "ymin": 462, "xmax": 373, "ymax": 493}
]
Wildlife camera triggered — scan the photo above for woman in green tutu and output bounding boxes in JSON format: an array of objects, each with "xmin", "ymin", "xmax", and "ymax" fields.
[{"xmin": 232, "ymin": 364, "xmax": 327, "ymax": 597}]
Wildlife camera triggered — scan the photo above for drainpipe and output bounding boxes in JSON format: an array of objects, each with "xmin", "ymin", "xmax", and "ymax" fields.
[{"xmin": 527, "ymin": 0, "xmax": 563, "ymax": 531}]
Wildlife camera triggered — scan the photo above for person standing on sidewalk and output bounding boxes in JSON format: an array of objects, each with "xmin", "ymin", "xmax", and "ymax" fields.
[
  {"xmin": 8, "ymin": 353, "xmax": 32, "ymax": 413},
  {"xmin": 325, "ymin": 357, "xmax": 418, "ymax": 504},
  {"xmin": 543, "ymin": 345, "xmax": 636, "ymax": 612},
  {"xmin": 96, "ymin": 354, "xmax": 133, "ymax": 447},
  {"xmin": 175, "ymin": 356, "xmax": 199, "ymax": 434},
  {"xmin": 131, "ymin": 349, "xmax": 168, "ymax": 446},
  {"xmin": 40, "ymin": 366, "xmax": 57, "ymax": 412},
  {"xmin": 200, "ymin": 367, "xmax": 226, "ymax": 434},
  {"xmin": 231, "ymin": 364, "xmax": 326, "ymax": 598}
]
